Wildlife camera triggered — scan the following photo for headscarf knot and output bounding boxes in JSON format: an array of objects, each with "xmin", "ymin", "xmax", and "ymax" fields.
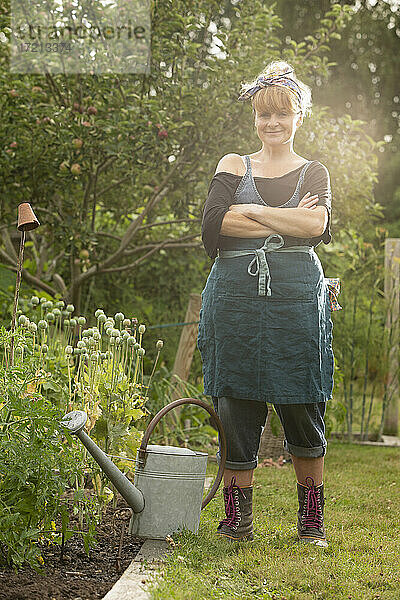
[{"xmin": 238, "ymin": 69, "xmax": 302, "ymax": 108}]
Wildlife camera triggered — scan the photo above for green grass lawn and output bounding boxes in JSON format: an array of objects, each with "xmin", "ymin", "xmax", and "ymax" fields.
[{"xmin": 148, "ymin": 442, "xmax": 400, "ymax": 600}]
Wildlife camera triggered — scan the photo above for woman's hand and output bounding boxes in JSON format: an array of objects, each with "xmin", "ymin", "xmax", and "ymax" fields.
[
  {"xmin": 298, "ymin": 192, "xmax": 319, "ymax": 210},
  {"xmin": 228, "ymin": 204, "xmax": 254, "ymax": 215}
]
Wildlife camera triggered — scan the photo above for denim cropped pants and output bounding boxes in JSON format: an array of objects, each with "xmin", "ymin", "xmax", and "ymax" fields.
[{"xmin": 212, "ymin": 396, "xmax": 327, "ymax": 470}]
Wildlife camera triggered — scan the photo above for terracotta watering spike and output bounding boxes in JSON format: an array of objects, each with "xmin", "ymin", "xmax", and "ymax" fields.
[
  {"xmin": 10, "ymin": 202, "xmax": 40, "ymax": 365},
  {"xmin": 17, "ymin": 202, "xmax": 40, "ymax": 231}
]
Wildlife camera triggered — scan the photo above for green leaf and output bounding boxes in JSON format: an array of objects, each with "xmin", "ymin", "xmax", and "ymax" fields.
[{"xmin": 178, "ymin": 121, "xmax": 195, "ymax": 127}]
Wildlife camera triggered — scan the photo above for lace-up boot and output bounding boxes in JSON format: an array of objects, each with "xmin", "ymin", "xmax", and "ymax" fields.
[
  {"xmin": 297, "ymin": 476, "xmax": 328, "ymax": 547},
  {"xmin": 216, "ymin": 476, "xmax": 254, "ymax": 542}
]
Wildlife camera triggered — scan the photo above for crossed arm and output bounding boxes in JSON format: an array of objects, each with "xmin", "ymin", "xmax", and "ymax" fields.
[{"xmin": 221, "ymin": 203, "xmax": 328, "ymax": 238}]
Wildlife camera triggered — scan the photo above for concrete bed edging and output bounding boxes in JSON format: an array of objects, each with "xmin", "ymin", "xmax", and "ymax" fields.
[
  {"xmin": 102, "ymin": 539, "xmax": 172, "ymax": 600},
  {"xmin": 102, "ymin": 476, "xmax": 215, "ymax": 599}
]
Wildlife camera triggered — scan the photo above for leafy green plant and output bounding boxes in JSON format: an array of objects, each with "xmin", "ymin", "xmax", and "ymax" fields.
[
  {"xmin": 0, "ymin": 327, "xmax": 97, "ymax": 568},
  {"xmin": 0, "ymin": 296, "xmax": 164, "ymax": 568}
]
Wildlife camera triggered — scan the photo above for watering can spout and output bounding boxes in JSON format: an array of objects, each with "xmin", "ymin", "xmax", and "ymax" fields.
[{"xmin": 60, "ymin": 411, "xmax": 145, "ymax": 514}]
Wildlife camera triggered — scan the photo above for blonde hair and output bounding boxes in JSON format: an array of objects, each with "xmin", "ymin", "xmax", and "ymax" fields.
[{"xmin": 239, "ymin": 60, "xmax": 312, "ymax": 118}]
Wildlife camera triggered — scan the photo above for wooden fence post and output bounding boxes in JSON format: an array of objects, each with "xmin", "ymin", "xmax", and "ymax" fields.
[
  {"xmin": 171, "ymin": 293, "xmax": 201, "ymax": 406},
  {"xmin": 383, "ymin": 238, "xmax": 400, "ymax": 436}
]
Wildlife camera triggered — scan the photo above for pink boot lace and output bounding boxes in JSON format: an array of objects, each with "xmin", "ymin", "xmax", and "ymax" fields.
[
  {"xmin": 302, "ymin": 476, "xmax": 323, "ymax": 529},
  {"xmin": 219, "ymin": 476, "xmax": 246, "ymax": 528}
]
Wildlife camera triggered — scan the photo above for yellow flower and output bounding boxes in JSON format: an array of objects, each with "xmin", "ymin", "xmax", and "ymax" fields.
[
  {"xmin": 51, "ymin": 521, "xmax": 56, "ymax": 531},
  {"xmin": 37, "ymin": 555, "xmax": 44, "ymax": 565}
]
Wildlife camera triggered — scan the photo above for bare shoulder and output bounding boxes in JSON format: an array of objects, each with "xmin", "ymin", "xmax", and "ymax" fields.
[{"xmin": 214, "ymin": 153, "xmax": 244, "ymax": 176}]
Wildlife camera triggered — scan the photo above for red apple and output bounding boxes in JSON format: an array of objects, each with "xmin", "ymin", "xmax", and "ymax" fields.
[
  {"xmin": 9, "ymin": 142, "xmax": 18, "ymax": 148},
  {"xmin": 73, "ymin": 138, "xmax": 83, "ymax": 149},
  {"xmin": 70, "ymin": 163, "xmax": 81, "ymax": 175},
  {"xmin": 147, "ymin": 120, "xmax": 152, "ymax": 126},
  {"xmin": 158, "ymin": 128, "xmax": 168, "ymax": 139},
  {"xmin": 82, "ymin": 121, "xmax": 91, "ymax": 127},
  {"xmin": 42, "ymin": 116, "xmax": 51, "ymax": 123},
  {"xmin": 60, "ymin": 161, "xmax": 69, "ymax": 172},
  {"xmin": 32, "ymin": 86, "xmax": 43, "ymax": 93},
  {"xmin": 87, "ymin": 106, "xmax": 97, "ymax": 115},
  {"xmin": 9, "ymin": 89, "xmax": 18, "ymax": 97}
]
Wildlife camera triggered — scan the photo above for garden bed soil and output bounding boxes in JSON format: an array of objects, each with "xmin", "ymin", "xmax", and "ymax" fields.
[{"xmin": 0, "ymin": 499, "xmax": 145, "ymax": 600}]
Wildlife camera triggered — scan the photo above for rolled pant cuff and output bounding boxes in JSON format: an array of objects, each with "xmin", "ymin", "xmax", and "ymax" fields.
[
  {"xmin": 284, "ymin": 440, "xmax": 327, "ymax": 458},
  {"xmin": 215, "ymin": 452, "xmax": 257, "ymax": 471}
]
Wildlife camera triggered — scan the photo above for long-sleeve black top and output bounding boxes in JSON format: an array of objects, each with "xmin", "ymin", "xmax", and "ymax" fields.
[{"xmin": 201, "ymin": 161, "xmax": 332, "ymax": 259}]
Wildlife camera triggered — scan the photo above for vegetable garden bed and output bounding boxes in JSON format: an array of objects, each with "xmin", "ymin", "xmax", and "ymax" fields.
[{"xmin": 0, "ymin": 498, "xmax": 145, "ymax": 600}]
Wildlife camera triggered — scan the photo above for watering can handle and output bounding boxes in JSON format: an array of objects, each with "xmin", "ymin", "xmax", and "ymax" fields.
[{"xmin": 137, "ymin": 398, "xmax": 227, "ymax": 510}]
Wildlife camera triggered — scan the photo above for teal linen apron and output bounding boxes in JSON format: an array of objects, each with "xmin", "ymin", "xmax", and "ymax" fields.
[{"xmin": 197, "ymin": 155, "xmax": 335, "ymax": 404}]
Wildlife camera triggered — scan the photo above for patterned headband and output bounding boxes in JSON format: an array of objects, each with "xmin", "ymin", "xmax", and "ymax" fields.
[{"xmin": 237, "ymin": 69, "xmax": 303, "ymax": 107}]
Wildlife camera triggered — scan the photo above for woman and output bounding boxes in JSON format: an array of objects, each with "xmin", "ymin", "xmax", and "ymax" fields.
[{"xmin": 197, "ymin": 61, "xmax": 338, "ymax": 548}]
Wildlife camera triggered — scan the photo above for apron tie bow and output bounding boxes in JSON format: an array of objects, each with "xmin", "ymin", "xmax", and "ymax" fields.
[{"xmin": 246, "ymin": 234, "xmax": 285, "ymax": 296}]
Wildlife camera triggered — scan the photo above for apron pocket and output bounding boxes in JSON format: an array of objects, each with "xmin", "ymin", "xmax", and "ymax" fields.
[
  {"xmin": 265, "ymin": 280, "xmax": 314, "ymax": 302},
  {"xmin": 213, "ymin": 295, "xmax": 263, "ymax": 392}
]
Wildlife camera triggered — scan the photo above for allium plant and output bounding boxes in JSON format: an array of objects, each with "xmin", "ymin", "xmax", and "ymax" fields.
[{"xmin": 7, "ymin": 298, "xmax": 164, "ymax": 471}]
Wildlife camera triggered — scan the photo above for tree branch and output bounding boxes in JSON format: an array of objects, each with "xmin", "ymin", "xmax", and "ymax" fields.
[
  {"xmin": 0, "ymin": 247, "xmax": 15, "ymax": 265},
  {"xmin": 98, "ymin": 238, "xmax": 202, "ymax": 274},
  {"xmin": 35, "ymin": 206, "xmax": 63, "ymax": 222},
  {"xmin": 96, "ymin": 176, "xmax": 131, "ymax": 199},
  {"xmin": 126, "ymin": 241, "xmax": 202, "ymax": 253},
  {"xmin": 124, "ymin": 233, "xmax": 200, "ymax": 255},
  {"xmin": 96, "ymin": 231, "xmax": 122, "ymax": 241},
  {"xmin": 82, "ymin": 170, "xmax": 94, "ymax": 223},
  {"xmin": 2, "ymin": 263, "xmax": 59, "ymax": 297},
  {"xmin": 52, "ymin": 273, "xmax": 68, "ymax": 297},
  {"xmin": 90, "ymin": 156, "xmax": 119, "ymax": 230},
  {"xmin": 73, "ymin": 150, "xmax": 187, "ymax": 288},
  {"xmin": 114, "ymin": 77, "xmax": 127, "ymax": 106},
  {"xmin": 138, "ymin": 217, "xmax": 200, "ymax": 231},
  {"xmin": 97, "ymin": 155, "xmax": 119, "ymax": 177},
  {"xmin": 98, "ymin": 239, "xmax": 177, "ymax": 274},
  {"xmin": 0, "ymin": 229, "xmax": 18, "ymax": 262},
  {"xmin": 46, "ymin": 250, "xmax": 66, "ymax": 279},
  {"xmin": 45, "ymin": 72, "xmax": 67, "ymax": 106}
]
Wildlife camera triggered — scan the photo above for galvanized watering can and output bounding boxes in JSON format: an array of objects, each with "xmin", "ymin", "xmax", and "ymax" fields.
[{"xmin": 60, "ymin": 398, "xmax": 227, "ymax": 539}]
